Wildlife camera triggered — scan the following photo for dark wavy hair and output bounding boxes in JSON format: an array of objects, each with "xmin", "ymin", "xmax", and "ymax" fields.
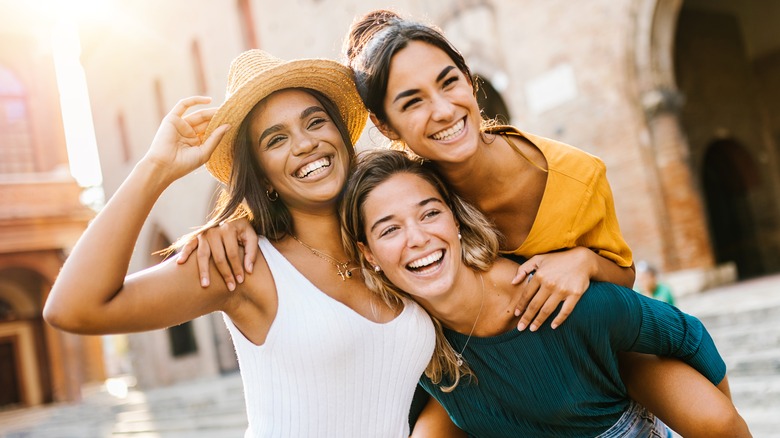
[{"xmin": 343, "ymin": 9, "xmax": 476, "ymax": 125}]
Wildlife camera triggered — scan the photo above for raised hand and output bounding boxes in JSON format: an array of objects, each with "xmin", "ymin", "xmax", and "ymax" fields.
[{"xmin": 142, "ymin": 96, "xmax": 230, "ymax": 183}]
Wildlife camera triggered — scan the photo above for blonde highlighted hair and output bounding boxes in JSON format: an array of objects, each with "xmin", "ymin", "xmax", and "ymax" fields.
[{"xmin": 340, "ymin": 149, "xmax": 501, "ymax": 391}]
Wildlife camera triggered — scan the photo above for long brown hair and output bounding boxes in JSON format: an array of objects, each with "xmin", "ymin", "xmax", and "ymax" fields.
[{"xmin": 340, "ymin": 149, "xmax": 501, "ymax": 391}]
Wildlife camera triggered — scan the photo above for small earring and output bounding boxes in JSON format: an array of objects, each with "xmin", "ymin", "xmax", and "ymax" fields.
[
  {"xmin": 266, "ymin": 189, "xmax": 278, "ymax": 202},
  {"xmin": 458, "ymin": 233, "xmax": 462, "ymax": 240},
  {"xmin": 374, "ymin": 265, "xmax": 382, "ymax": 273}
]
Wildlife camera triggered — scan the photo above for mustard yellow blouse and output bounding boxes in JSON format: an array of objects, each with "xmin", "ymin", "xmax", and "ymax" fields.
[{"xmin": 486, "ymin": 126, "xmax": 633, "ymax": 267}]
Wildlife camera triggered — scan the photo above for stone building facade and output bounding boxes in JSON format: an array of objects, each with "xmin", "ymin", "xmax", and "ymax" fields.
[
  {"xmin": 0, "ymin": 5, "xmax": 103, "ymax": 408},
  {"xmin": 62, "ymin": 0, "xmax": 780, "ymax": 387}
]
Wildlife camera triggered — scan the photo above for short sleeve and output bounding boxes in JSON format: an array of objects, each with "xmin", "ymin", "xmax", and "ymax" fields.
[
  {"xmin": 571, "ymin": 159, "xmax": 633, "ymax": 267},
  {"xmin": 601, "ymin": 283, "xmax": 727, "ymax": 385}
]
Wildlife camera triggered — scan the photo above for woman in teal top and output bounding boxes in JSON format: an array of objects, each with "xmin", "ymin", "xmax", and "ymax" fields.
[
  {"xmin": 416, "ymin": 282, "xmax": 713, "ymax": 436},
  {"xmin": 339, "ymin": 149, "xmax": 750, "ymax": 437}
]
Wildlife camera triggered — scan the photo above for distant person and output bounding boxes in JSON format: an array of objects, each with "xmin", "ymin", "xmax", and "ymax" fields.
[{"xmin": 636, "ymin": 261, "xmax": 676, "ymax": 306}]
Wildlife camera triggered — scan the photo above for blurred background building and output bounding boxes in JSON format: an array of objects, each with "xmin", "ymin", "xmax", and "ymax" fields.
[
  {"xmin": 1, "ymin": 0, "xmax": 779, "ymax": 406},
  {"xmin": 0, "ymin": 4, "xmax": 103, "ymax": 408}
]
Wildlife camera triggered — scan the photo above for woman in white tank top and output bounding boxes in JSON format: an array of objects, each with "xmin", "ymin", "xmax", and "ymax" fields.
[{"xmin": 43, "ymin": 50, "xmax": 443, "ymax": 437}]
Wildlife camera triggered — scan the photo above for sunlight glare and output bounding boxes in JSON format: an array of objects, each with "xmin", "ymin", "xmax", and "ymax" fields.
[{"xmin": 51, "ymin": 19, "xmax": 103, "ymax": 189}]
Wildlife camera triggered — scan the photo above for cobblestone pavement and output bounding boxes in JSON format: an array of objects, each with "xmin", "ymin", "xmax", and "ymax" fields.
[{"xmin": 1, "ymin": 274, "xmax": 779, "ymax": 437}]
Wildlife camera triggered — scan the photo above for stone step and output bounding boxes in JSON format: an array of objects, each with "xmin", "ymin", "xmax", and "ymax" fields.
[
  {"xmin": 722, "ymin": 347, "xmax": 780, "ymax": 377},
  {"xmin": 728, "ymin": 375, "xmax": 780, "ymax": 408},
  {"xmin": 706, "ymin": 320, "xmax": 780, "ymax": 355},
  {"xmin": 695, "ymin": 303, "xmax": 780, "ymax": 329}
]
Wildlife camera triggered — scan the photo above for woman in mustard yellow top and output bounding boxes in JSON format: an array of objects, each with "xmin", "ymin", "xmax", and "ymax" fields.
[{"xmin": 338, "ymin": 9, "xmax": 741, "ymax": 437}]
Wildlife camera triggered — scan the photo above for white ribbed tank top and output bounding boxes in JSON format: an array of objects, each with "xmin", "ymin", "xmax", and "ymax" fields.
[{"xmin": 224, "ymin": 237, "xmax": 435, "ymax": 437}]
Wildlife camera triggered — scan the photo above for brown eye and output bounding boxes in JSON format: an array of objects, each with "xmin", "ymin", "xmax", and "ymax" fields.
[{"xmin": 402, "ymin": 98, "xmax": 422, "ymax": 111}]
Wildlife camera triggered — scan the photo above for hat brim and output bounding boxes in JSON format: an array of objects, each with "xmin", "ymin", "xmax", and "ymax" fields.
[{"xmin": 205, "ymin": 58, "xmax": 368, "ymax": 184}]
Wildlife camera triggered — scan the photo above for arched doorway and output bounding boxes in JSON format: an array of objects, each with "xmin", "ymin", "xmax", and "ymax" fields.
[
  {"xmin": 702, "ymin": 140, "xmax": 765, "ymax": 279},
  {"xmin": 0, "ymin": 268, "xmax": 53, "ymax": 407},
  {"xmin": 674, "ymin": 0, "xmax": 780, "ymax": 277}
]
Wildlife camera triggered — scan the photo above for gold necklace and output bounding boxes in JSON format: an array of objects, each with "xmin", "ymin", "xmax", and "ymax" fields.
[
  {"xmin": 291, "ymin": 235, "xmax": 357, "ymax": 281},
  {"xmin": 454, "ymin": 273, "xmax": 485, "ymax": 367}
]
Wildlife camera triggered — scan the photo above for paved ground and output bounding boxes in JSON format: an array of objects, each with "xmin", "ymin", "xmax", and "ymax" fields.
[{"xmin": 1, "ymin": 274, "xmax": 779, "ymax": 437}]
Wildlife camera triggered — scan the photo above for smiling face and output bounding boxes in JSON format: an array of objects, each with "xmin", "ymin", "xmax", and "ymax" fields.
[
  {"xmin": 377, "ymin": 41, "xmax": 482, "ymax": 166},
  {"xmin": 359, "ymin": 172, "xmax": 466, "ymax": 302},
  {"xmin": 249, "ymin": 89, "xmax": 351, "ymax": 211}
]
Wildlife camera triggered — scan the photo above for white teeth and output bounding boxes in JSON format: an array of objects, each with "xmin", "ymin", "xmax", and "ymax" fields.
[
  {"xmin": 296, "ymin": 157, "xmax": 331, "ymax": 179},
  {"xmin": 408, "ymin": 250, "xmax": 443, "ymax": 269},
  {"xmin": 431, "ymin": 119, "xmax": 465, "ymax": 141}
]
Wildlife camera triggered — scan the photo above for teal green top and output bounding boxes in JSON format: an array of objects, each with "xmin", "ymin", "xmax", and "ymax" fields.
[{"xmin": 419, "ymin": 282, "xmax": 725, "ymax": 437}]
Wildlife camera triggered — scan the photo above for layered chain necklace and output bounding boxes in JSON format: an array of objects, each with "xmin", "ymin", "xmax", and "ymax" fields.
[
  {"xmin": 454, "ymin": 273, "xmax": 485, "ymax": 367},
  {"xmin": 291, "ymin": 235, "xmax": 357, "ymax": 281}
]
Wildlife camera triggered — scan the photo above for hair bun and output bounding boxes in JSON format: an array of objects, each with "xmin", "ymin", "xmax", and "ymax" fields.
[{"xmin": 344, "ymin": 9, "xmax": 402, "ymax": 64}]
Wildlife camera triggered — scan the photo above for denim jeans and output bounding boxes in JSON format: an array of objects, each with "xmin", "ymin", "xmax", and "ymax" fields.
[{"xmin": 596, "ymin": 401, "xmax": 671, "ymax": 438}]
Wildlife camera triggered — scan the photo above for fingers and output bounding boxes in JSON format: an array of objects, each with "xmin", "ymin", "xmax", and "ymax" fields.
[
  {"xmin": 204, "ymin": 228, "xmax": 237, "ymax": 292},
  {"xmin": 199, "ymin": 124, "xmax": 230, "ymax": 159},
  {"xmin": 183, "ymin": 107, "xmax": 218, "ymax": 127},
  {"xmin": 169, "ymin": 98, "xmax": 221, "ymax": 140},
  {"xmin": 177, "ymin": 237, "xmax": 198, "ymax": 264},
  {"xmin": 512, "ymin": 281, "xmax": 536, "ymax": 320},
  {"xmin": 550, "ymin": 295, "xmax": 582, "ymax": 329},
  {"xmin": 218, "ymin": 224, "xmax": 245, "ymax": 285},
  {"xmin": 511, "ymin": 259, "xmax": 537, "ymax": 285},
  {"xmin": 515, "ymin": 283, "xmax": 551, "ymax": 332},
  {"xmin": 195, "ymin": 235, "xmax": 212, "ymax": 288},
  {"xmin": 528, "ymin": 293, "xmax": 568, "ymax": 332},
  {"xmin": 240, "ymin": 228, "xmax": 259, "ymax": 274},
  {"xmin": 170, "ymin": 96, "xmax": 212, "ymax": 118}
]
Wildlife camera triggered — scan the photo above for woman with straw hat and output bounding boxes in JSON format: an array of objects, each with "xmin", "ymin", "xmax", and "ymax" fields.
[{"xmin": 43, "ymin": 50, "xmax": 451, "ymax": 437}]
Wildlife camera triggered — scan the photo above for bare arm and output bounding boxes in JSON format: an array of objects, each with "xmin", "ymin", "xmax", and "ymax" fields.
[
  {"xmin": 410, "ymin": 396, "xmax": 467, "ymax": 438},
  {"xmin": 44, "ymin": 97, "xmax": 232, "ymax": 334},
  {"xmin": 619, "ymin": 353, "xmax": 751, "ymax": 438}
]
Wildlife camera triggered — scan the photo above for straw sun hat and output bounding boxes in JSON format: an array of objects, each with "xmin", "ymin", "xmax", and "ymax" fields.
[{"xmin": 204, "ymin": 49, "xmax": 368, "ymax": 184}]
